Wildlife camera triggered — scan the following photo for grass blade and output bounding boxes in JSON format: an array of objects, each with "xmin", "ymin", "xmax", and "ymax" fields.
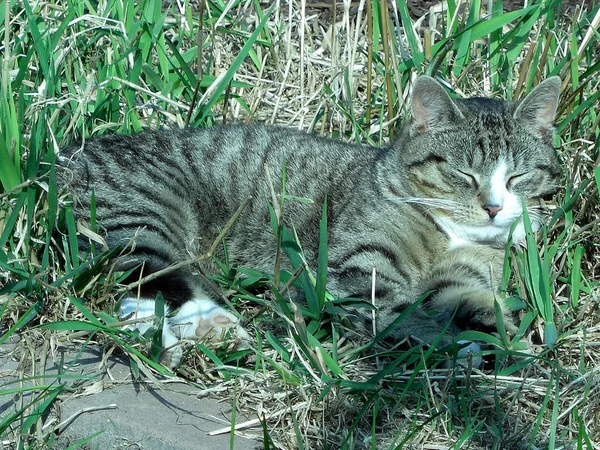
[
  {"xmin": 196, "ymin": 4, "xmax": 275, "ymax": 123},
  {"xmin": 315, "ymin": 196, "xmax": 328, "ymax": 308}
]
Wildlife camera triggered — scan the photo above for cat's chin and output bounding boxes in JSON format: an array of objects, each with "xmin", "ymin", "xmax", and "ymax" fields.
[{"xmin": 434, "ymin": 216, "xmax": 539, "ymax": 249}]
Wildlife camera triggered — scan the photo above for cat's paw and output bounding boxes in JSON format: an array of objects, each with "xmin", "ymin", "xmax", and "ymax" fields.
[
  {"xmin": 434, "ymin": 290, "xmax": 517, "ymax": 336},
  {"xmin": 458, "ymin": 301, "xmax": 518, "ymax": 336},
  {"xmin": 119, "ymin": 297, "xmax": 250, "ymax": 368},
  {"xmin": 119, "ymin": 297, "xmax": 183, "ymax": 368},
  {"xmin": 160, "ymin": 328, "xmax": 183, "ymax": 368},
  {"xmin": 169, "ymin": 298, "xmax": 251, "ymax": 347},
  {"xmin": 119, "ymin": 297, "xmax": 156, "ymax": 334}
]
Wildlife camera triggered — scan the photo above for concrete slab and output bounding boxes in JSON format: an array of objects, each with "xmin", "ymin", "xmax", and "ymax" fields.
[{"xmin": 0, "ymin": 342, "xmax": 260, "ymax": 450}]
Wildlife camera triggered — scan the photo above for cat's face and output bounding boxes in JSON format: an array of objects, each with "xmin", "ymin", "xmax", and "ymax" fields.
[{"xmin": 399, "ymin": 77, "xmax": 562, "ymax": 248}]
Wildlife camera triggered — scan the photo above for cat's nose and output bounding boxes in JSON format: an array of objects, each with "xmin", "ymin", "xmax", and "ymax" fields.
[{"xmin": 483, "ymin": 203, "xmax": 503, "ymax": 218}]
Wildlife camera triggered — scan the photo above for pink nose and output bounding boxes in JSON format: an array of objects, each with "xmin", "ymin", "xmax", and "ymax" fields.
[{"xmin": 483, "ymin": 203, "xmax": 503, "ymax": 218}]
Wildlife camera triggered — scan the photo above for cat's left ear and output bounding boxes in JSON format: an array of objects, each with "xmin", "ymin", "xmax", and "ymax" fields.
[
  {"xmin": 513, "ymin": 77, "xmax": 561, "ymax": 140},
  {"xmin": 410, "ymin": 76, "xmax": 464, "ymax": 136}
]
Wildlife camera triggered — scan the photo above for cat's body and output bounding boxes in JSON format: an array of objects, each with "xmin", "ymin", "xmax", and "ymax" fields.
[{"xmin": 58, "ymin": 76, "xmax": 562, "ymax": 366}]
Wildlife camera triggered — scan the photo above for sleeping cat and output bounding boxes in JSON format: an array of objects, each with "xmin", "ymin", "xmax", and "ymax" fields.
[{"xmin": 58, "ymin": 76, "xmax": 562, "ymax": 367}]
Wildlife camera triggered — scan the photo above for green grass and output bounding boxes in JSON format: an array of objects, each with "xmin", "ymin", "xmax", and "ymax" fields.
[{"xmin": 1, "ymin": 0, "xmax": 599, "ymax": 448}]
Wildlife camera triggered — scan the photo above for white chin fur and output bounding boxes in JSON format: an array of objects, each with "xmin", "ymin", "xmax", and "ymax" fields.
[{"xmin": 435, "ymin": 215, "xmax": 541, "ymax": 249}]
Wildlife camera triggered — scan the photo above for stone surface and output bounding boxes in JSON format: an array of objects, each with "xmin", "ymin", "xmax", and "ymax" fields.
[{"xmin": 0, "ymin": 343, "xmax": 259, "ymax": 450}]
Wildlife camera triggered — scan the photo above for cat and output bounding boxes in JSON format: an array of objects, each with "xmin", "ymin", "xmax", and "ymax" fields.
[{"xmin": 57, "ymin": 76, "xmax": 562, "ymax": 367}]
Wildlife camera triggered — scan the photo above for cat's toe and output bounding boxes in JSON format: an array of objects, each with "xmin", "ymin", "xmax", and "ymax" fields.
[
  {"xmin": 467, "ymin": 307, "xmax": 518, "ymax": 337},
  {"xmin": 170, "ymin": 298, "xmax": 250, "ymax": 347},
  {"xmin": 444, "ymin": 292, "xmax": 517, "ymax": 337},
  {"xmin": 160, "ymin": 329, "xmax": 183, "ymax": 368},
  {"xmin": 196, "ymin": 309, "xmax": 251, "ymax": 343}
]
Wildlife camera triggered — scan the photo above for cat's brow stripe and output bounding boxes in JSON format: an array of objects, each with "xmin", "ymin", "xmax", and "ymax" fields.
[{"xmin": 407, "ymin": 153, "xmax": 447, "ymax": 169}]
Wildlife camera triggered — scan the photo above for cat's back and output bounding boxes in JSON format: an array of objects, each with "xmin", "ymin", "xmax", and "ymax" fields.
[{"xmin": 59, "ymin": 124, "xmax": 381, "ymax": 216}]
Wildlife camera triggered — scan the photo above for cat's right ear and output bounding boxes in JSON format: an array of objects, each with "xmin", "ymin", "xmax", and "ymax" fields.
[
  {"xmin": 410, "ymin": 76, "xmax": 464, "ymax": 136},
  {"xmin": 513, "ymin": 76, "xmax": 561, "ymax": 141}
]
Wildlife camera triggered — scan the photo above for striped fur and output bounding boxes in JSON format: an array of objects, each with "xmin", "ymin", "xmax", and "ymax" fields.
[{"xmin": 57, "ymin": 76, "xmax": 562, "ymax": 364}]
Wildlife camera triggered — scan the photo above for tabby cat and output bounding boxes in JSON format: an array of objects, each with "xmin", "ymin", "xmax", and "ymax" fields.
[{"xmin": 58, "ymin": 76, "xmax": 562, "ymax": 367}]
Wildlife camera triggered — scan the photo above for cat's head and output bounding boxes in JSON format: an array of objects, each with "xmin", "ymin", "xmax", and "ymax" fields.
[{"xmin": 397, "ymin": 76, "xmax": 562, "ymax": 248}]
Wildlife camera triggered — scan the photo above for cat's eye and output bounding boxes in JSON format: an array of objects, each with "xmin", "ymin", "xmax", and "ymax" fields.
[
  {"xmin": 507, "ymin": 173, "xmax": 528, "ymax": 188},
  {"xmin": 456, "ymin": 169, "xmax": 479, "ymax": 188}
]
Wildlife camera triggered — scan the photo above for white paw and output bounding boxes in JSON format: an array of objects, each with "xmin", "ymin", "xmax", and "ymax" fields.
[
  {"xmin": 169, "ymin": 299, "xmax": 250, "ymax": 345},
  {"xmin": 119, "ymin": 297, "xmax": 250, "ymax": 369},
  {"xmin": 160, "ymin": 328, "xmax": 183, "ymax": 368},
  {"xmin": 119, "ymin": 297, "xmax": 182, "ymax": 368},
  {"xmin": 119, "ymin": 297, "xmax": 156, "ymax": 335}
]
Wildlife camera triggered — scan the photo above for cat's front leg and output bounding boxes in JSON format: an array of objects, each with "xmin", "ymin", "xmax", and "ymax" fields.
[
  {"xmin": 422, "ymin": 246, "xmax": 517, "ymax": 336},
  {"xmin": 328, "ymin": 271, "xmax": 454, "ymax": 346}
]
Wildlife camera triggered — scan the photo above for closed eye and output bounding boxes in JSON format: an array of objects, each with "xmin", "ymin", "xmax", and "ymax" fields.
[
  {"xmin": 456, "ymin": 169, "xmax": 479, "ymax": 188},
  {"xmin": 507, "ymin": 173, "xmax": 528, "ymax": 188}
]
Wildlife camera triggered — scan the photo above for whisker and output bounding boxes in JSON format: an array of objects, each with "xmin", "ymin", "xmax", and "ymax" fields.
[{"xmin": 526, "ymin": 206, "xmax": 550, "ymax": 218}]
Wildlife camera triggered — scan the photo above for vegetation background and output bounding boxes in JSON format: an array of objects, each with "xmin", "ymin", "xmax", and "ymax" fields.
[{"xmin": 0, "ymin": 0, "xmax": 599, "ymax": 448}]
